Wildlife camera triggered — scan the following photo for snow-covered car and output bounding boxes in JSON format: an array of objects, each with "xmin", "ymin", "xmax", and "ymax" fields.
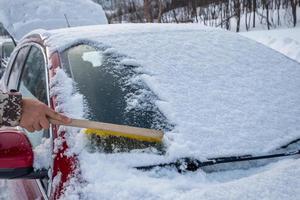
[
  {"xmin": 0, "ymin": 37, "xmax": 15, "ymax": 77},
  {"xmin": 1, "ymin": 1, "xmax": 300, "ymax": 200},
  {"xmin": 0, "ymin": 23, "xmax": 300, "ymax": 199}
]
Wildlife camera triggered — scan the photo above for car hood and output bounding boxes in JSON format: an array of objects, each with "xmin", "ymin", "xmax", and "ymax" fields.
[{"xmin": 0, "ymin": 0, "xmax": 107, "ymax": 41}]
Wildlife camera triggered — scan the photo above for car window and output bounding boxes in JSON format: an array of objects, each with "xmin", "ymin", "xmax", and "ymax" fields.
[
  {"xmin": 7, "ymin": 46, "xmax": 30, "ymax": 90},
  {"xmin": 19, "ymin": 45, "xmax": 49, "ymax": 147},
  {"xmin": 61, "ymin": 44, "xmax": 170, "ymax": 130},
  {"xmin": 2, "ymin": 42, "xmax": 15, "ymax": 58}
]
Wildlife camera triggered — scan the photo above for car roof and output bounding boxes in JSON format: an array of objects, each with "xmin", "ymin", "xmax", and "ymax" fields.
[{"xmin": 33, "ymin": 23, "xmax": 300, "ymax": 158}]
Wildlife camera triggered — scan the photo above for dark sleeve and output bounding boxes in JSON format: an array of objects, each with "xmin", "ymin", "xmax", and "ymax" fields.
[{"xmin": 0, "ymin": 91, "xmax": 22, "ymax": 127}]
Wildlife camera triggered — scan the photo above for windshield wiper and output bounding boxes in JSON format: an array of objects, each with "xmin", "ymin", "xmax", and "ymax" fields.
[{"xmin": 135, "ymin": 149, "xmax": 300, "ymax": 173}]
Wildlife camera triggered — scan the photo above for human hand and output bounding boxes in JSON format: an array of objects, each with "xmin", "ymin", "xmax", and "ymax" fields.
[{"xmin": 20, "ymin": 98, "xmax": 71, "ymax": 132}]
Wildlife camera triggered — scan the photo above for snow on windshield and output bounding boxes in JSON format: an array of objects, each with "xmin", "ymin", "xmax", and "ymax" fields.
[
  {"xmin": 81, "ymin": 51, "xmax": 103, "ymax": 67},
  {"xmin": 0, "ymin": 0, "xmax": 107, "ymax": 41}
]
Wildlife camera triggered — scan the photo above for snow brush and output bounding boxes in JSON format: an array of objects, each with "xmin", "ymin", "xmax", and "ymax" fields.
[{"xmin": 50, "ymin": 118, "xmax": 164, "ymax": 152}]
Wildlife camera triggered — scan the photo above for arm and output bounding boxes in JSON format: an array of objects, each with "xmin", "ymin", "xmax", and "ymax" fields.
[
  {"xmin": 0, "ymin": 91, "xmax": 70, "ymax": 132},
  {"xmin": 0, "ymin": 91, "xmax": 22, "ymax": 127}
]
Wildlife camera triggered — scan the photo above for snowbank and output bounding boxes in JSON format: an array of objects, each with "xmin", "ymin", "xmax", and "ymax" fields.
[
  {"xmin": 241, "ymin": 27, "xmax": 300, "ymax": 63},
  {"xmin": 0, "ymin": 0, "xmax": 107, "ymax": 41}
]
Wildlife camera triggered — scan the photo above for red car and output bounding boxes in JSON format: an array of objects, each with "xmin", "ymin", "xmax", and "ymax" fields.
[
  {"xmin": 1, "ymin": 25, "xmax": 300, "ymax": 199},
  {"xmin": 1, "ymin": 2, "xmax": 300, "ymax": 200}
]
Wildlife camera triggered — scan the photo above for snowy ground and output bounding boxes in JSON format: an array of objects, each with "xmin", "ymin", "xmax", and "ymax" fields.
[
  {"xmin": 0, "ymin": 181, "xmax": 8, "ymax": 200},
  {"xmin": 241, "ymin": 27, "xmax": 300, "ymax": 63}
]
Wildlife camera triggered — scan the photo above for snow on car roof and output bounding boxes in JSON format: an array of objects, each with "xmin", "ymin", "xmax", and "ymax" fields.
[
  {"xmin": 42, "ymin": 24, "xmax": 300, "ymax": 158},
  {"xmin": 0, "ymin": 0, "xmax": 107, "ymax": 41}
]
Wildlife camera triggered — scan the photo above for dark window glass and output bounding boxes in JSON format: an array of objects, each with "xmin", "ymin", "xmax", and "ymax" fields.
[
  {"xmin": 2, "ymin": 42, "xmax": 15, "ymax": 58},
  {"xmin": 7, "ymin": 46, "xmax": 30, "ymax": 90},
  {"xmin": 19, "ymin": 46, "xmax": 47, "ymax": 104}
]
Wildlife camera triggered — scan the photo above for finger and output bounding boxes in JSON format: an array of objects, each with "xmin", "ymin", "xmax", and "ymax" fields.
[
  {"xmin": 25, "ymin": 126, "xmax": 35, "ymax": 133},
  {"xmin": 45, "ymin": 108, "xmax": 71, "ymax": 124},
  {"xmin": 33, "ymin": 122, "xmax": 42, "ymax": 131},
  {"xmin": 40, "ymin": 117, "xmax": 50, "ymax": 129}
]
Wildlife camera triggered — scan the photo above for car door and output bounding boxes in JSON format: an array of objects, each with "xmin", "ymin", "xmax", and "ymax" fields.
[{"xmin": 6, "ymin": 43, "xmax": 51, "ymax": 200}]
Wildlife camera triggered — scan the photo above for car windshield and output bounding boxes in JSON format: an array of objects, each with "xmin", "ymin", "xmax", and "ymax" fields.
[{"xmin": 60, "ymin": 44, "xmax": 171, "ymax": 133}]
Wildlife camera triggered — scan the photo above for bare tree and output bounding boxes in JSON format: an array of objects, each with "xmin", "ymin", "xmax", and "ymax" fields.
[
  {"xmin": 290, "ymin": 0, "xmax": 297, "ymax": 26},
  {"xmin": 234, "ymin": 0, "xmax": 241, "ymax": 32},
  {"xmin": 157, "ymin": 0, "xmax": 163, "ymax": 22},
  {"xmin": 144, "ymin": 0, "xmax": 150, "ymax": 22},
  {"xmin": 94, "ymin": 0, "xmax": 298, "ymax": 31},
  {"xmin": 253, "ymin": 0, "xmax": 257, "ymax": 27}
]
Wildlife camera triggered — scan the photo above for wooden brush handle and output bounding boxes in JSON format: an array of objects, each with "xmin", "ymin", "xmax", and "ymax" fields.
[{"xmin": 49, "ymin": 118, "xmax": 164, "ymax": 140}]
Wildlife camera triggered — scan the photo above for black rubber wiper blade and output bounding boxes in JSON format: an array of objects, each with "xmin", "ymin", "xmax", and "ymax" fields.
[{"xmin": 135, "ymin": 149, "xmax": 300, "ymax": 173}]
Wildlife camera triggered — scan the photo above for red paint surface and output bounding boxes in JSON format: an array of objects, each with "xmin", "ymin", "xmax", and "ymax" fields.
[
  {"xmin": 49, "ymin": 52, "xmax": 78, "ymax": 200},
  {"xmin": 0, "ymin": 130, "xmax": 33, "ymax": 168}
]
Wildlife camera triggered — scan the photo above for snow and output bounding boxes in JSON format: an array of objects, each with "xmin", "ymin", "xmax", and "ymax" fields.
[
  {"xmin": 42, "ymin": 24, "xmax": 300, "ymax": 158},
  {"xmin": 33, "ymin": 138, "xmax": 52, "ymax": 170},
  {"xmin": 0, "ymin": 0, "xmax": 107, "ymax": 41},
  {"xmin": 50, "ymin": 67, "xmax": 88, "ymax": 156},
  {"xmin": 0, "ymin": 36, "xmax": 11, "ymax": 45},
  {"xmin": 60, "ymin": 155, "xmax": 300, "ymax": 200},
  {"xmin": 82, "ymin": 51, "xmax": 103, "ymax": 67},
  {"xmin": 0, "ymin": 181, "xmax": 8, "ymax": 200},
  {"xmin": 30, "ymin": 24, "xmax": 300, "ymax": 199},
  {"xmin": 241, "ymin": 27, "xmax": 300, "ymax": 63}
]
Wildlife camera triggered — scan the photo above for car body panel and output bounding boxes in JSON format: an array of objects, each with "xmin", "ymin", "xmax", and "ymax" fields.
[
  {"xmin": 49, "ymin": 52, "xmax": 78, "ymax": 200},
  {"xmin": 0, "ymin": 130, "xmax": 33, "ymax": 168}
]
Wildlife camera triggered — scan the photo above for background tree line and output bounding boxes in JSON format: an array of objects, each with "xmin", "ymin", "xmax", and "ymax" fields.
[{"xmin": 93, "ymin": 0, "xmax": 300, "ymax": 32}]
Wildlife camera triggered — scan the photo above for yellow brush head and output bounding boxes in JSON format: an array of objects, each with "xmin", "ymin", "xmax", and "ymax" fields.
[
  {"xmin": 84, "ymin": 128, "xmax": 162, "ymax": 143},
  {"xmin": 84, "ymin": 128, "xmax": 164, "ymax": 153}
]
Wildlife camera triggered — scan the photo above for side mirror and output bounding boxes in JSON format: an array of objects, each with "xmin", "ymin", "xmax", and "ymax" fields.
[
  {"xmin": 0, "ymin": 130, "xmax": 47, "ymax": 179},
  {"xmin": 0, "ymin": 130, "xmax": 33, "ymax": 178}
]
